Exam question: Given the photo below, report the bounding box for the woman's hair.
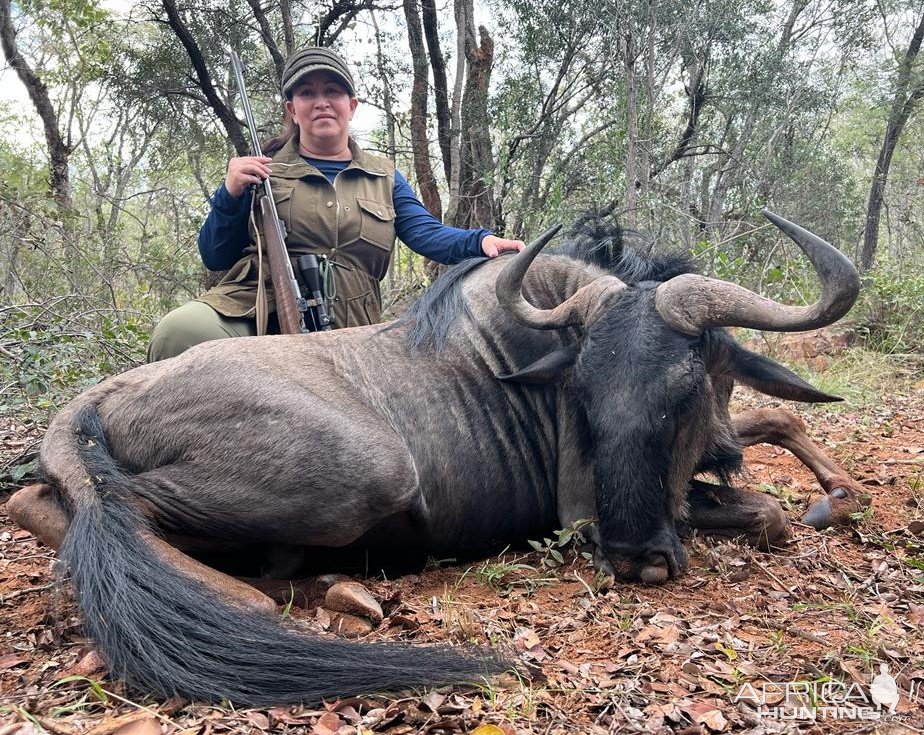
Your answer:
[262,111,298,156]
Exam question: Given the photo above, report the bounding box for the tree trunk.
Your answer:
[638,0,657,213]
[421,0,452,184]
[0,0,71,210]
[706,109,754,244]
[452,0,495,230]
[861,10,924,272]
[402,0,442,219]
[445,0,467,224]
[280,0,294,57]
[622,27,639,225]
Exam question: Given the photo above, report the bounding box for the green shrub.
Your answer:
[854,260,924,354]
[1,302,151,423]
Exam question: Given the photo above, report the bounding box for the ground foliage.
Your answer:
[1,339,923,734]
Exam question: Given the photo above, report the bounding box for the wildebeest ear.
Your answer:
[499,344,580,384]
[730,347,841,403]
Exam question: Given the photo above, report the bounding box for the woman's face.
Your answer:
[285,71,358,150]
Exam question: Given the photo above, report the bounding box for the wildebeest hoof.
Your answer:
[324,581,383,625]
[7,483,69,550]
[801,495,832,529]
[637,555,673,584]
[802,486,866,529]
[634,545,688,584]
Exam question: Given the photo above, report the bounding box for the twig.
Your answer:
[790,627,829,644]
[572,570,596,599]
[6,553,56,563]
[0,583,55,603]
[758,563,791,592]
[90,686,183,730]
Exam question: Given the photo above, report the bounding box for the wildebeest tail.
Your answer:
[57,405,507,706]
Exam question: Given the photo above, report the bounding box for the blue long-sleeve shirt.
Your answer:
[198,160,491,271]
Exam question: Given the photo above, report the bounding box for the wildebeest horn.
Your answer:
[497,224,625,330]
[654,210,860,335]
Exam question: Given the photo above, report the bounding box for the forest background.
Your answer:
[1,0,923,452]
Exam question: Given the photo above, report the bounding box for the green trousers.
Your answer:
[147,301,259,362]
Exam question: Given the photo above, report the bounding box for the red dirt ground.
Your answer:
[1,348,922,735]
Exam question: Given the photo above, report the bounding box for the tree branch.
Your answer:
[160,0,247,154]
[0,0,71,208]
[245,0,285,78]
[651,53,709,178]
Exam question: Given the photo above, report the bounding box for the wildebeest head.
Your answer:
[496,211,860,582]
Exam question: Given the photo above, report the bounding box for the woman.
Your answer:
[148,46,524,361]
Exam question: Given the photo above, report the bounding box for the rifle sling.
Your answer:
[250,192,270,337]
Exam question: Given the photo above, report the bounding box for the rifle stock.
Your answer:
[230,51,306,335]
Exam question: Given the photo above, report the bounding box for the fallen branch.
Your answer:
[0,582,55,603]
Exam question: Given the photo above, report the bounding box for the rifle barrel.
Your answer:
[230,51,264,157]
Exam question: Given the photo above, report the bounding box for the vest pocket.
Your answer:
[344,289,382,327]
[356,197,396,251]
[269,184,294,224]
[333,266,383,327]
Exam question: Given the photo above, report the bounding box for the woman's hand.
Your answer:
[224,156,273,198]
[481,235,525,258]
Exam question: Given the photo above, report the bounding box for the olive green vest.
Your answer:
[197,136,396,330]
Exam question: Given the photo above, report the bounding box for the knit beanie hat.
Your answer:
[281,47,356,98]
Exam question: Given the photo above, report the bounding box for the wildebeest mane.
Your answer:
[397,256,489,353]
[399,211,695,354]
[555,210,695,283]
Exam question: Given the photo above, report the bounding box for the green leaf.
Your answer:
[10,458,39,483]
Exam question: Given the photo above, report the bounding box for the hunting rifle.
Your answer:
[230,52,333,333]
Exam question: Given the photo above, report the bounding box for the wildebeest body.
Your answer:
[49,257,597,551]
[24,211,861,705]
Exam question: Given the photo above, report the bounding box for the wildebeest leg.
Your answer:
[120,420,418,619]
[685,480,790,550]
[148,535,278,615]
[732,408,867,528]
[6,483,277,615]
[7,484,69,549]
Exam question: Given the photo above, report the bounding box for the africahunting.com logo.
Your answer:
[733,665,918,721]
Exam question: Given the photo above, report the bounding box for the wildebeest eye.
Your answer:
[663,353,705,406]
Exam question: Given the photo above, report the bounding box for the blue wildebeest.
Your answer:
[8,211,862,706]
